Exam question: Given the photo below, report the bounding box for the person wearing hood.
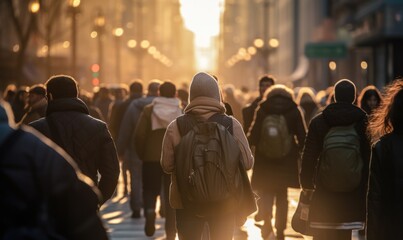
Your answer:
[248,84,306,240]
[134,81,182,238]
[117,79,161,218]
[300,79,370,240]
[29,75,120,206]
[160,72,255,240]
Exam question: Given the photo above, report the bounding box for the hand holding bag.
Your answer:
[291,189,314,236]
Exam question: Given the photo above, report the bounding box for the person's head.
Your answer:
[333,79,356,104]
[14,87,28,105]
[259,75,276,97]
[189,72,221,103]
[368,79,403,143]
[159,81,176,98]
[358,85,382,114]
[147,79,162,96]
[296,87,317,106]
[3,84,16,103]
[129,79,143,95]
[28,84,46,106]
[45,75,78,100]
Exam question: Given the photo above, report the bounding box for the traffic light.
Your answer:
[91,63,100,86]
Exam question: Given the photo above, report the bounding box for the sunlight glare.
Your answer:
[180,0,225,71]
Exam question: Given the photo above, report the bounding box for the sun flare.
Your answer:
[180,0,225,72]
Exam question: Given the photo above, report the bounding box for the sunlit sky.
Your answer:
[180,0,224,72]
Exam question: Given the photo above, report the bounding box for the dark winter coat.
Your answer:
[248,89,306,190]
[0,125,108,240]
[300,102,370,227]
[134,104,166,162]
[29,98,120,204]
[367,131,403,239]
[242,97,261,134]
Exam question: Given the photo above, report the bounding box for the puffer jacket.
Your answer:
[248,87,306,189]
[300,102,370,228]
[367,131,403,239]
[29,98,120,204]
[0,124,108,240]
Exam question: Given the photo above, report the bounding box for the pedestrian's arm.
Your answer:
[160,121,177,174]
[116,104,135,157]
[295,107,307,152]
[366,144,383,240]
[133,110,148,159]
[300,119,322,189]
[232,118,254,170]
[97,125,120,204]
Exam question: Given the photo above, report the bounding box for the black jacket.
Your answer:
[300,102,370,225]
[30,98,120,204]
[0,126,108,240]
[367,132,403,239]
[248,89,306,189]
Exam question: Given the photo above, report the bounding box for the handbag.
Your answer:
[291,189,314,236]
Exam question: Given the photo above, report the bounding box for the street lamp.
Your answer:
[113,27,124,83]
[68,0,80,78]
[29,0,40,13]
[94,9,105,83]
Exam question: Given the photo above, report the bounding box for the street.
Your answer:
[100,178,364,240]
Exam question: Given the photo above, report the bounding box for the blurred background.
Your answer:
[1,0,403,92]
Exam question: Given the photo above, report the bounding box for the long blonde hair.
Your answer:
[367,79,403,144]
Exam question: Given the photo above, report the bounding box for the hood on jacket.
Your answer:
[323,102,366,127]
[260,84,296,114]
[46,98,89,116]
[189,72,221,103]
[151,97,182,130]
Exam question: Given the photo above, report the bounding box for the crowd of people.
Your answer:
[1,72,402,240]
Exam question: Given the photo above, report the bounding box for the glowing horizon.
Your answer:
[180,0,224,72]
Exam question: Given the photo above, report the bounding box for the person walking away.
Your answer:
[0,100,108,240]
[30,75,120,205]
[134,81,182,239]
[366,79,403,239]
[296,87,320,126]
[248,84,306,239]
[242,75,275,134]
[161,72,256,240]
[117,80,161,218]
[300,79,371,240]
[109,80,143,196]
[19,84,47,125]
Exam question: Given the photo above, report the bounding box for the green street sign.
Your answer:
[305,42,347,59]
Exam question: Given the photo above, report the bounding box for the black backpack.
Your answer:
[174,113,243,215]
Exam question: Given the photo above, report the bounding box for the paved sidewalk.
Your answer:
[100,183,364,240]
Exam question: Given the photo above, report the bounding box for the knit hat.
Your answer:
[334,79,356,103]
[189,72,221,102]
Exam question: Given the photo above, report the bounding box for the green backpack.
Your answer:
[318,124,363,192]
[257,114,292,160]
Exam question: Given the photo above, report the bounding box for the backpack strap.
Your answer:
[177,113,234,137]
[208,113,233,135]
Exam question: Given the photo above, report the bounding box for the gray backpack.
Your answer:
[318,124,363,192]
